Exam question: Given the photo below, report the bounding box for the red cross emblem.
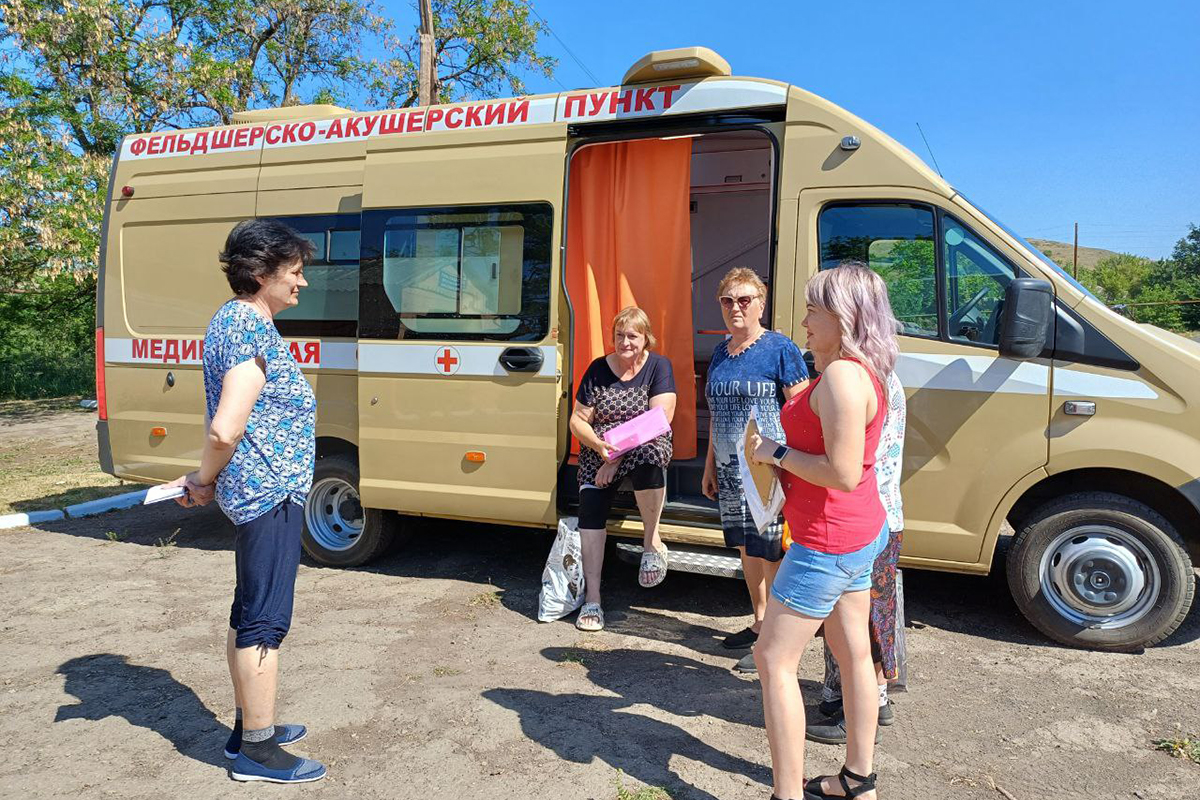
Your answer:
[435,346,461,375]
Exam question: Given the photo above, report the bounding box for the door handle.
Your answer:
[498,346,543,373]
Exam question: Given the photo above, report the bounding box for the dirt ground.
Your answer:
[1,411,1198,799]
[0,399,128,515]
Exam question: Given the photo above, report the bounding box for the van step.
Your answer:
[615,541,743,579]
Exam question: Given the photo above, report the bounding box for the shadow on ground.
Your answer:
[0,397,86,423]
[9,484,134,514]
[484,647,774,800]
[31,504,1200,650]
[54,653,229,769]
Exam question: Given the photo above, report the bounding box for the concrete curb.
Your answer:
[4,488,157,531]
[0,509,67,530]
[65,490,149,518]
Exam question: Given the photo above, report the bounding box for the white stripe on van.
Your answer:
[893,352,1157,400]
[104,337,357,371]
[358,343,556,378]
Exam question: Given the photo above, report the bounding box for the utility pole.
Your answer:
[1073,222,1079,279]
[418,0,436,106]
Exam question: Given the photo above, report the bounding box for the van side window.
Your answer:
[818,203,938,338]
[271,214,360,338]
[942,215,1017,346]
[358,203,552,341]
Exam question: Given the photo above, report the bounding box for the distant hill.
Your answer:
[1026,238,1130,273]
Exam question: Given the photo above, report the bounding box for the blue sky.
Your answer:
[381,1,1199,259]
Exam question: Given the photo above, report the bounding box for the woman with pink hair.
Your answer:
[750,262,899,800]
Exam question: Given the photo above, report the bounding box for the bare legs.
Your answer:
[756,590,877,800]
[739,548,782,634]
[821,590,878,798]
[228,627,279,731]
[579,487,668,606]
[579,527,607,606]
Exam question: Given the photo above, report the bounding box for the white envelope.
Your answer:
[143,484,186,504]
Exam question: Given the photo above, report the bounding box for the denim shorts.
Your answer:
[770,523,889,619]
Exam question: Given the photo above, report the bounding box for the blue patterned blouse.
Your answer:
[202,300,316,525]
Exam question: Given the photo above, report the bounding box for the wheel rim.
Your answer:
[304,476,364,552]
[1038,525,1160,629]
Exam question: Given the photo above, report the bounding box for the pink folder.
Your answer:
[603,406,671,458]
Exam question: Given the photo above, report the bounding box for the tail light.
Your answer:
[95,327,107,420]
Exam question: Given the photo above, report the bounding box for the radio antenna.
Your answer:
[916,122,944,177]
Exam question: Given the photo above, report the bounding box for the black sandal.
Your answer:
[804,765,877,798]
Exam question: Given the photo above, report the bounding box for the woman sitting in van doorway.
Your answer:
[569,306,677,632]
[162,219,326,785]
[749,263,899,800]
[701,267,808,664]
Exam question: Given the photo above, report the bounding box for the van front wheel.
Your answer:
[1007,492,1194,651]
[301,454,399,567]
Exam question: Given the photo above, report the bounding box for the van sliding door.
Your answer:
[357,121,567,525]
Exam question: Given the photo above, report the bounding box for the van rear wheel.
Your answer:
[302,454,399,567]
[1007,492,1194,651]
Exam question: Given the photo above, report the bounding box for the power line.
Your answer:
[528,6,603,88]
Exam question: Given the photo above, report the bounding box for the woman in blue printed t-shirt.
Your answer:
[162,219,326,785]
[702,268,809,665]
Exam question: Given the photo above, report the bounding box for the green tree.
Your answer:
[1087,254,1154,306]
[0,0,556,396]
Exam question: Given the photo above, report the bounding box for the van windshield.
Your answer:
[956,195,1099,302]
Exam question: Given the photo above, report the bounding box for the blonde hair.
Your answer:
[612,306,657,350]
[716,267,767,302]
[805,262,899,381]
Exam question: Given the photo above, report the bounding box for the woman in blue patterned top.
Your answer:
[702,268,809,660]
[163,219,325,785]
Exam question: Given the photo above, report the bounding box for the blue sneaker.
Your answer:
[224,724,308,759]
[230,752,326,784]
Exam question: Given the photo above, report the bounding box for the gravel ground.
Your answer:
[1,411,1198,799]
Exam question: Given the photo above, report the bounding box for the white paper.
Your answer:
[737,408,785,533]
[143,484,186,505]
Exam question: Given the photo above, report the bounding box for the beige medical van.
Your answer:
[97,47,1198,652]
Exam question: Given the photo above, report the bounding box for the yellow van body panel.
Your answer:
[97,68,1200,580]
[356,121,567,525]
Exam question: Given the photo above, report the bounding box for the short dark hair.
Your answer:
[219,219,316,296]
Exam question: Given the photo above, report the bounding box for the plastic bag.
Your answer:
[537,516,586,622]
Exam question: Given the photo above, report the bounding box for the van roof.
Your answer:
[115,67,948,198]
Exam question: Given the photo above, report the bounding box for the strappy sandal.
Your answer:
[575,602,604,631]
[804,765,877,799]
[638,546,669,588]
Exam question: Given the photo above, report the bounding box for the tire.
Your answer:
[301,454,400,567]
[1007,491,1195,651]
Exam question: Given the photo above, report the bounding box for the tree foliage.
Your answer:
[0,0,555,396]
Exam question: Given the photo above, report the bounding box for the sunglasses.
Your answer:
[719,294,759,310]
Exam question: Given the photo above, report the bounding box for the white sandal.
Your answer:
[638,546,669,588]
[575,602,604,631]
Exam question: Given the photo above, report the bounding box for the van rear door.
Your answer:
[357,105,567,525]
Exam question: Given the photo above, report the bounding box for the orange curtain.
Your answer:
[566,139,697,459]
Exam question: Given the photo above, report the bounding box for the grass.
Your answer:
[154,529,179,556]
[614,770,672,800]
[1154,734,1200,765]
[432,666,462,678]
[0,398,129,515]
[104,530,125,542]
[467,589,501,609]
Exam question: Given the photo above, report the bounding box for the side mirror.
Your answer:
[999,278,1053,360]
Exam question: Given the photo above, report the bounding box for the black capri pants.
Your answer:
[577,462,666,530]
[228,500,303,649]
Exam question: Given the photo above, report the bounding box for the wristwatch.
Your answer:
[771,443,790,467]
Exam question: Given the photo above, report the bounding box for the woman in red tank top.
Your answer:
[748,263,899,800]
